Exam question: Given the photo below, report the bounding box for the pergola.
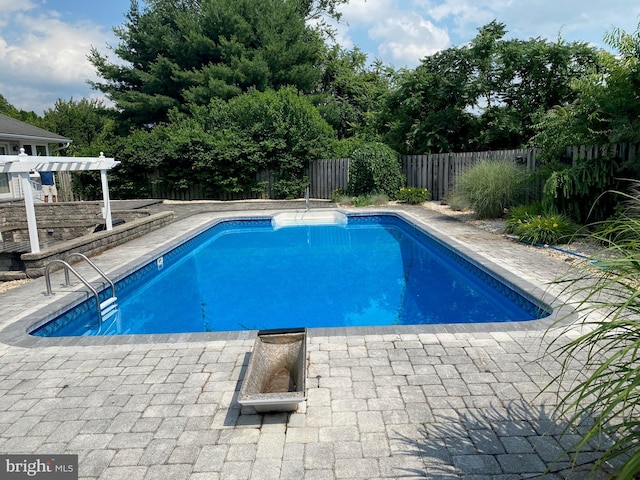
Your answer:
[0,149,120,253]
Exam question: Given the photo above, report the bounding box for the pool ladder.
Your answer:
[44,253,118,331]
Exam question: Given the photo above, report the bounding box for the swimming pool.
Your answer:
[30,212,550,337]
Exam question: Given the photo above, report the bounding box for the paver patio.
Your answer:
[0,203,612,479]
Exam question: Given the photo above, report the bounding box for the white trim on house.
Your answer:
[0,113,73,201]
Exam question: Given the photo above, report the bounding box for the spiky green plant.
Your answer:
[545,182,640,479]
[456,160,528,218]
[397,187,430,205]
[510,212,579,245]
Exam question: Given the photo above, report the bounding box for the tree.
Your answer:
[377,47,478,154]
[98,87,336,200]
[347,142,404,198]
[375,21,600,154]
[530,22,640,159]
[41,98,113,156]
[0,94,43,125]
[313,46,394,139]
[89,0,342,128]
[492,36,598,147]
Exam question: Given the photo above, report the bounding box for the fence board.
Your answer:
[123,142,640,202]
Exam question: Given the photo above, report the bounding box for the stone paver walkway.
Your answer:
[0,203,610,479]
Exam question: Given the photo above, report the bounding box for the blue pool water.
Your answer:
[31,214,549,337]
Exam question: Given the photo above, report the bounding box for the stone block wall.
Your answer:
[20,211,175,278]
[0,202,150,242]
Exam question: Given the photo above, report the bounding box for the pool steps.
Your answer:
[99,297,119,319]
[44,252,118,331]
[271,210,347,229]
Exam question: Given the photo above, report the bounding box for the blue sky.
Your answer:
[1,0,639,114]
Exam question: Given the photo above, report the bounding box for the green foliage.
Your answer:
[531,22,640,161]
[326,136,372,158]
[330,188,347,203]
[504,203,545,233]
[376,21,599,154]
[542,155,620,223]
[456,160,527,218]
[41,98,113,156]
[0,94,42,125]
[97,87,335,200]
[351,195,371,207]
[546,181,640,478]
[369,193,390,205]
[90,0,331,128]
[509,212,578,245]
[272,178,309,201]
[397,187,430,205]
[313,46,394,139]
[445,191,473,211]
[377,47,478,154]
[347,143,404,198]
[332,192,388,207]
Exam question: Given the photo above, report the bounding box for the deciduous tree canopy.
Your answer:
[376,21,600,154]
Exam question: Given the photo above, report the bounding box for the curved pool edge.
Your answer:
[0,207,578,349]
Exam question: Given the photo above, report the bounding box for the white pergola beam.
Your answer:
[0,150,120,254]
[0,158,119,173]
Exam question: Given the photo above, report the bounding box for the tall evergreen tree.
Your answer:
[89,0,342,128]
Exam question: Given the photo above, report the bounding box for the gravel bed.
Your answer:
[422,201,604,262]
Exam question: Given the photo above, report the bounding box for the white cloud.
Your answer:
[339,0,397,25]
[424,0,640,48]
[0,4,115,113]
[336,0,451,67]
[371,13,450,65]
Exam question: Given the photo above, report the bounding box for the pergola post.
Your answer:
[100,153,113,231]
[18,149,40,253]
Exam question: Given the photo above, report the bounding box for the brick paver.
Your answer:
[0,203,615,478]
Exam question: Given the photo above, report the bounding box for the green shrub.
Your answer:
[511,212,578,245]
[456,160,527,218]
[505,203,545,234]
[330,188,351,205]
[272,178,308,200]
[397,187,430,205]
[369,193,389,205]
[351,195,372,207]
[542,155,620,223]
[347,143,405,198]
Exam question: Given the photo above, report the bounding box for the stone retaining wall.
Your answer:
[19,211,174,278]
[0,202,150,242]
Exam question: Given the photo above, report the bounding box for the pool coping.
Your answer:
[0,208,577,348]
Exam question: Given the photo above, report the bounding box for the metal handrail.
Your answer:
[44,260,103,331]
[64,252,116,298]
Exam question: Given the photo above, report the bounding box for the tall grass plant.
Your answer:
[545,182,640,478]
[456,160,527,218]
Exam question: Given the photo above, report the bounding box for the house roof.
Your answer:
[0,113,72,144]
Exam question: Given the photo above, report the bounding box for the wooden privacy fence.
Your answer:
[565,142,640,166]
[310,149,539,201]
[63,142,640,202]
[402,149,538,201]
[308,158,349,199]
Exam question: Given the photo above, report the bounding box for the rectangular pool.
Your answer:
[31,213,550,337]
